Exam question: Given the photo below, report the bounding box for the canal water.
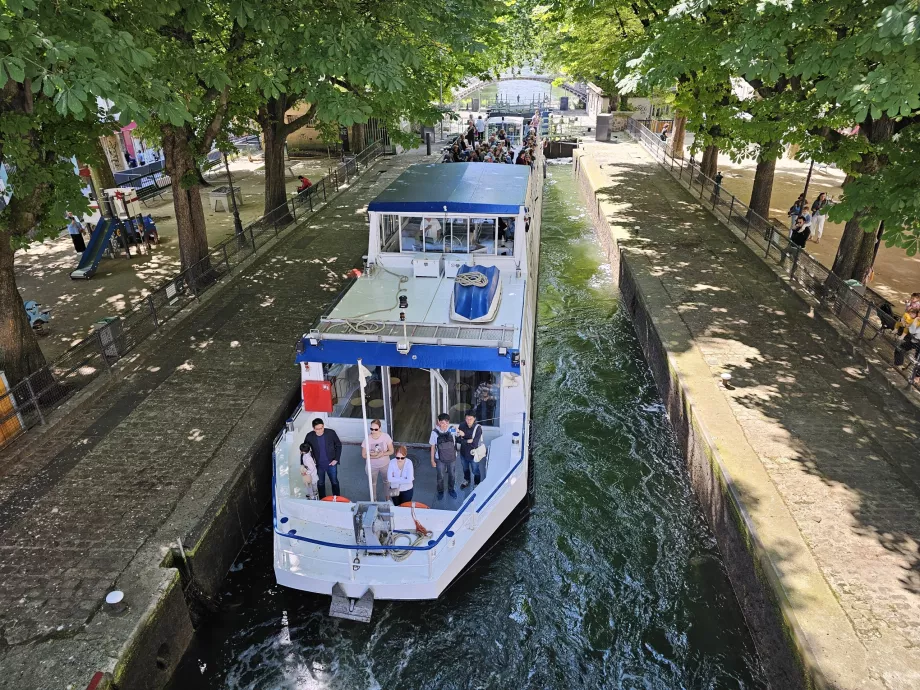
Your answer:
[168,164,766,689]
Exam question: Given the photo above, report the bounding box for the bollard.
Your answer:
[426,132,431,156]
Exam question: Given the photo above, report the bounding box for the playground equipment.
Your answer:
[23,301,51,330]
[70,188,160,280]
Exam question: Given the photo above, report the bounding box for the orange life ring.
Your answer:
[399,501,429,509]
[321,495,351,503]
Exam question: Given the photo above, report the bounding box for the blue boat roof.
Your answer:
[367,162,530,215]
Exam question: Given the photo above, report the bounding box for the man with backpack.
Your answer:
[429,413,458,499]
[456,412,485,489]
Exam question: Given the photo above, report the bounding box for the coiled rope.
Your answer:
[387,502,432,562]
[455,271,489,288]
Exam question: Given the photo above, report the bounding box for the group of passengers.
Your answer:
[446,117,541,167]
[299,414,486,505]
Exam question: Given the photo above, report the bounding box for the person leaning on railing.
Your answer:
[894,306,920,370]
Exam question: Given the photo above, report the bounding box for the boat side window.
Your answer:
[471,217,497,255]
[322,363,383,418]
[400,216,425,253]
[444,217,469,253]
[379,214,400,253]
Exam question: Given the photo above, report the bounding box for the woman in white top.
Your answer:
[387,445,414,505]
[361,419,393,501]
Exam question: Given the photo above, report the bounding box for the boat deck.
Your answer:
[317,267,524,348]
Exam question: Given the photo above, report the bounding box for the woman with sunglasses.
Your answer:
[387,446,414,505]
[361,419,394,501]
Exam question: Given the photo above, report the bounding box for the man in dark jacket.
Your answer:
[300,418,343,499]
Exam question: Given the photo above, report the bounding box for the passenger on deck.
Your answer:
[457,413,484,489]
[361,419,393,501]
[301,418,342,499]
[430,413,458,499]
[387,446,414,505]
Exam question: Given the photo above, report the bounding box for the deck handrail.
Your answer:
[475,413,527,514]
[272,412,528,551]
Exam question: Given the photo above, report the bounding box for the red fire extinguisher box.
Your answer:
[302,381,334,413]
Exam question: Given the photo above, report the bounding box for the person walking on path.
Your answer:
[301,418,342,499]
[781,215,811,266]
[430,413,458,499]
[361,419,393,501]
[387,446,414,506]
[456,412,484,489]
[66,213,86,253]
[811,192,830,244]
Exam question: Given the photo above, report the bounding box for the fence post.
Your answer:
[679,157,684,180]
[790,242,801,280]
[858,302,874,339]
[728,196,735,222]
[290,198,297,221]
[96,329,113,373]
[322,179,327,202]
[222,244,230,274]
[147,294,159,328]
[745,214,752,240]
[24,377,45,425]
[249,226,256,250]
[309,191,314,212]
[765,230,773,258]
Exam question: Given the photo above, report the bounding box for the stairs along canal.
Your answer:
[167,162,767,689]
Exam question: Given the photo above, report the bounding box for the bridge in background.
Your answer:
[453,73,587,101]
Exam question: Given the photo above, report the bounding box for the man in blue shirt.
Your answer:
[301,418,343,499]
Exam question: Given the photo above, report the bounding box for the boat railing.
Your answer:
[272,413,528,553]
[476,413,527,515]
[309,318,517,348]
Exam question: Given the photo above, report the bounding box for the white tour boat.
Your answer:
[272,147,544,621]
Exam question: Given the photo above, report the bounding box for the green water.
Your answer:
[168,164,766,689]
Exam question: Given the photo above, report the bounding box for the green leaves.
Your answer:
[0,56,25,85]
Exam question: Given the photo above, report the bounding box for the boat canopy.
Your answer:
[367,163,529,215]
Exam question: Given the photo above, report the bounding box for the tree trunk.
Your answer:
[262,121,292,224]
[259,95,294,225]
[89,137,117,190]
[162,123,212,279]
[830,117,894,283]
[670,115,686,159]
[351,123,366,153]
[831,212,877,281]
[747,154,776,223]
[701,144,718,179]
[0,229,48,389]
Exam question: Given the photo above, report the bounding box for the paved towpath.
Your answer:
[0,147,428,688]
[579,138,920,690]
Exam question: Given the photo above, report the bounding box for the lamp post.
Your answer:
[801,159,815,201]
[223,152,244,241]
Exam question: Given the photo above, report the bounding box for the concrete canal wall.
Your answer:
[575,139,920,690]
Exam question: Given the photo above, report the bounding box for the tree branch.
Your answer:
[197,86,230,154]
[280,102,318,137]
